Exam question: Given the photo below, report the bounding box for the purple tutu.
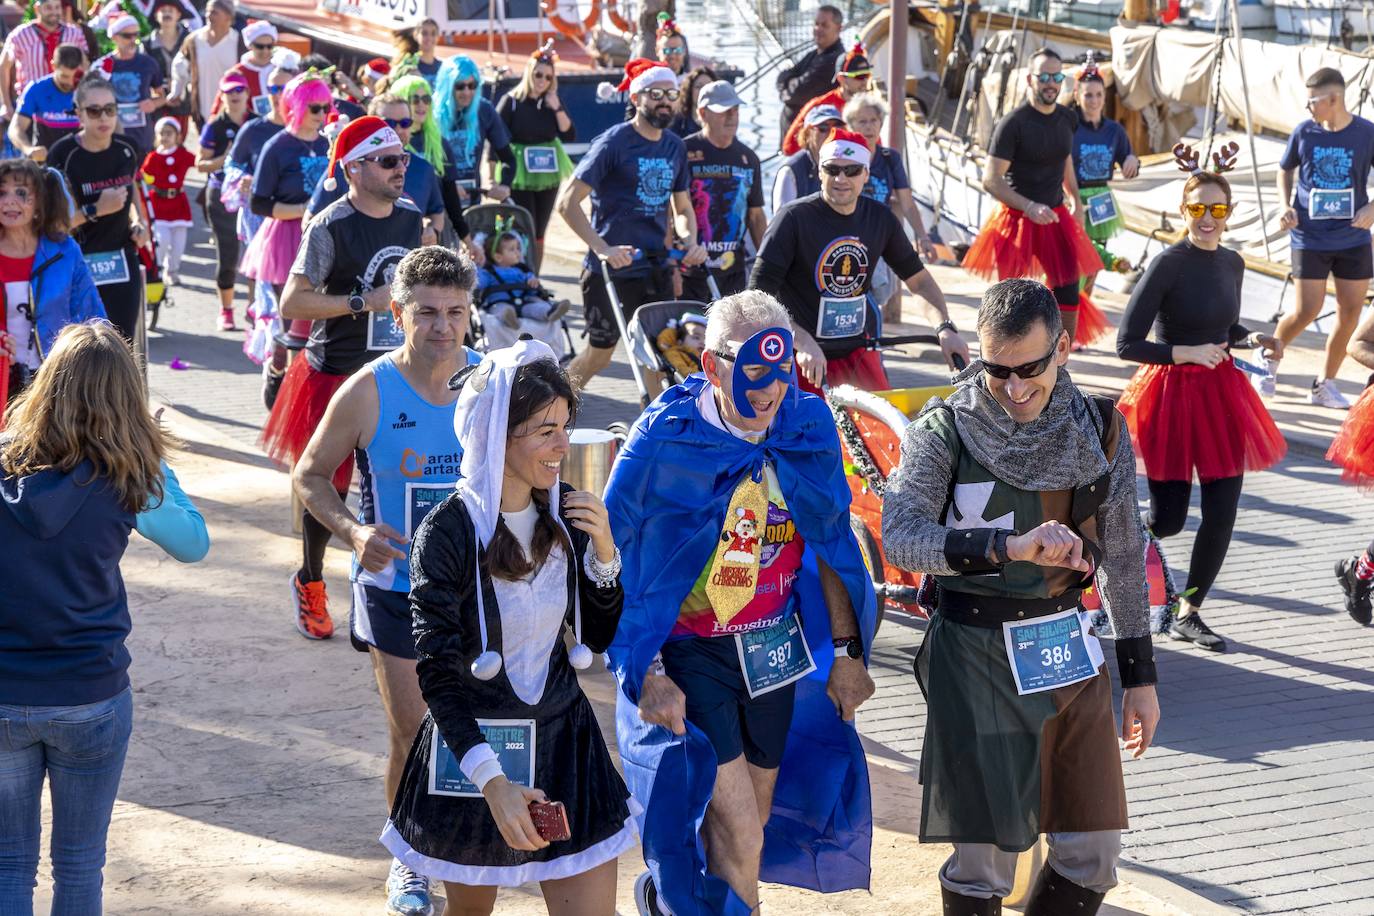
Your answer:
[241,216,303,286]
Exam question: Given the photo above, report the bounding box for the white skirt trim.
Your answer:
[379,811,640,887]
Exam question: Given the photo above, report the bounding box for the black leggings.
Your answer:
[511,185,560,239]
[1146,474,1244,607]
[206,191,240,291]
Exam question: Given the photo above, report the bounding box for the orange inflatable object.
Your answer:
[604,0,633,33]
[540,0,599,38]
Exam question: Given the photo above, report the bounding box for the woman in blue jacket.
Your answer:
[0,322,208,914]
[0,158,104,404]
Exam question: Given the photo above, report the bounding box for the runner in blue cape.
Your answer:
[604,290,879,916]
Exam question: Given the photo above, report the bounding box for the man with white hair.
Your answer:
[752,126,969,392]
[605,289,879,916]
[558,57,707,389]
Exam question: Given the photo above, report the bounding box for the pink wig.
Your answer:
[282,73,333,131]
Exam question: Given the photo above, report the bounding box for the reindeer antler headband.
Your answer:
[1172,140,1239,176]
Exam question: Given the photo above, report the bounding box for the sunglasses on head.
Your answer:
[384,117,413,130]
[307,103,333,115]
[454,80,477,91]
[82,103,117,118]
[359,152,410,170]
[1035,72,1066,84]
[981,340,1060,380]
[1183,202,1231,218]
[252,41,275,51]
[822,163,864,177]
[643,87,680,101]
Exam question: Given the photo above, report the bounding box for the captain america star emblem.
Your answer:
[759,332,786,362]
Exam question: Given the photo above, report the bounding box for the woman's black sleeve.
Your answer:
[1115,251,1176,365]
[250,194,275,217]
[410,503,487,761]
[442,180,468,236]
[492,141,517,187]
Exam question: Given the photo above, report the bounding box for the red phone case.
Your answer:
[528,800,571,842]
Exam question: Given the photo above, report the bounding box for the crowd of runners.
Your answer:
[1,1,1373,915]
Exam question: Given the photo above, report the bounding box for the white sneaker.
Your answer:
[1252,364,1276,398]
[1309,378,1352,409]
[385,858,434,916]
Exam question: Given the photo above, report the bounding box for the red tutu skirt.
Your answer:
[963,204,1104,288]
[1327,385,1374,487]
[1073,291,1114,347]
[260,358,354,492]
[1118,360,1286,482]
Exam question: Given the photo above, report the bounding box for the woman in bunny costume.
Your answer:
[381,338,635,914]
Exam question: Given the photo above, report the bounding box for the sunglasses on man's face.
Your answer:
[384,117,413,130]
[1035,71,1066,84]
[454,81,477,91]
[1183,202,1231,219]
[981,340,1060,380]
[822,163,864,178]
[82,103,117,118]
[307,103,333,116]
[359,152,410,170]
[642,88,680,102]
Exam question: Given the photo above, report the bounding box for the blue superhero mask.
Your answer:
[728,326,797,419]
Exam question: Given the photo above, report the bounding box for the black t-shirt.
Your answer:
[49,133,139,254]
[988,103,1077,208]
[291,196,424,376]
[684,132,763,276]
[1117,239,1250,365]
[198,111,242,192]
[750,193,924,357]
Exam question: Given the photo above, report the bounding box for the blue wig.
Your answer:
[434,55,482,170]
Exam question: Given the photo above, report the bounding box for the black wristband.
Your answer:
[936,319,958,336]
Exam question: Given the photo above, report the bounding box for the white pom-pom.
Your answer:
[568,643,594,670]
[470,650,503,680]
[322,176,337,191]
[596,81,618,102]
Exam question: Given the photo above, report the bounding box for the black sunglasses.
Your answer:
[822,163,864,178]
[307,103,333,115]
[359,152,410,170]
[454,81,477,91]
[981,340,1061,380]
[252,41,275,51]
[384,117,413,130]
[82,103,117,118]
[409,93,432,105]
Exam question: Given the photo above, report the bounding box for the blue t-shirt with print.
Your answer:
[1281,116,1374,251]
[252,131,330,205]
[17,74,78,149]
[1072,117,1132,185]
[447,98,510,186]
[97,52,163,156]
[862,145,910,207]
[573,120,689,273]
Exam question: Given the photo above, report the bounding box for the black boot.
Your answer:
[941,886,1002,915]
[1022,864,1107,916]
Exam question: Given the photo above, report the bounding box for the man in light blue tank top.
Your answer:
[293,246,481,916]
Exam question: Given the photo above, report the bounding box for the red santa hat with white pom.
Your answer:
[596,57,678,101]
[321,115,401,192]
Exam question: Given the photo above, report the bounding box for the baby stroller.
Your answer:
[465,202,576,359]
[600,250,721,409]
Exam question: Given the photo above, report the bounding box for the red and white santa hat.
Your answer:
[736,507,756,524]
[241,19,277,46]
[105,13,138,37]
[321,115,401,191]
[364,57,390,82]
[818,127,872,169]
[617,57,678,93]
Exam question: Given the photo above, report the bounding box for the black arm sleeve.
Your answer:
[750,254,788,296]
[492,142,517,186]
[442,180,466,235]
[250,193,275,217]
[881,210,925,280]
[1228,256,1250,345]
[1115,251,1175,365]
[558,116,575,143]
[410,503,487,761]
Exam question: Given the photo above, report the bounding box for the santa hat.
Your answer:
[241,19,277,45]
[736,507,756,524]
[322,115,401,191]
[154,115,182,137]
[617,57,677,93]
[364,57,390,82]
[818,127,871,168]
[105,13,138,37]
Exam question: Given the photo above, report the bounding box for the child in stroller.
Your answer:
[477,230,571,329]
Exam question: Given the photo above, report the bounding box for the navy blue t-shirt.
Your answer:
[16,74,77,150]
[573,121,689,272]
[446,98,510,186]
[227,116,284,175]
[252,131,330,205]
[1073,117,1132,185]
[417,57,441,89]
[1280,115,1374,251]
[862,145,910,206]
[97,52,164,156]
[307,147,445,218]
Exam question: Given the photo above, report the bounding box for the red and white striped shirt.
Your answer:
[3,22,88,97]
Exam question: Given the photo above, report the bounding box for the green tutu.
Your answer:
[1078,186,1123,243]
[511,139,574,192]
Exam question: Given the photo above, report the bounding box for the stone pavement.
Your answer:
[129,174,1374,914]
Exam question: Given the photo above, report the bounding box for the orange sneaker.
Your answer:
[291,573,333,640]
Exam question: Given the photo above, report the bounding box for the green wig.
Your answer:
[391,72,445,173]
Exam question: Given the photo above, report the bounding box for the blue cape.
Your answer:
[604,375,878,914]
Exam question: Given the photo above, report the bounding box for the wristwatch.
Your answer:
[81,203,97,220]
[347,292,367,315]
[832,635,863,660]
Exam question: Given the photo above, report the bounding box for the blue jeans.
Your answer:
[0,688,133,916]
